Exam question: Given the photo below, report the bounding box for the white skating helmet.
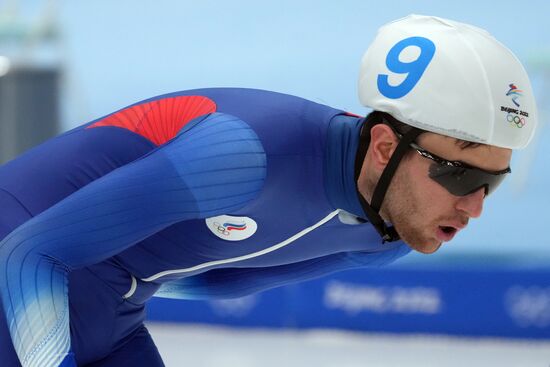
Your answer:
[358,14,537,149]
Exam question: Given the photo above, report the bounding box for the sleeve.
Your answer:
[153,253,358,300]
[0,112,266,367]
[154,246,412,300]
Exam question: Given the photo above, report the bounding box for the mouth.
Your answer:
[436,218,468,243]
[436,225,459,242]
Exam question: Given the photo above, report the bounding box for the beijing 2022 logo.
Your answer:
[205,215,258,241]
[500,83,529,129]
[506,83,523,107]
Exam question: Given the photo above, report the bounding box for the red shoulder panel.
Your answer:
[87,96,217,145]
[344,112,363,118]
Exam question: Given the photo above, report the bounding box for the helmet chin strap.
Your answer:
[354,115,423,243]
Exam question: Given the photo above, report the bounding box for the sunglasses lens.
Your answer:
[428,164,509,196]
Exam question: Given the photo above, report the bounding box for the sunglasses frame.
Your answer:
[385,121,512,196]
[409,141,511,174]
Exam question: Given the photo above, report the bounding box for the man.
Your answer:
[0,14,537,367]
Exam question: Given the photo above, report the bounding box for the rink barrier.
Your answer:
[146,265,550,339]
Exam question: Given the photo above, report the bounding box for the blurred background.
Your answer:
[1,1,549,366]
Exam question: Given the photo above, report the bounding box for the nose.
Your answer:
[455,187,485,218]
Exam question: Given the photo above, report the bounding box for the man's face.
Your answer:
[360,128,512,254]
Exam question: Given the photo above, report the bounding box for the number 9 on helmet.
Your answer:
[358,14,538,150]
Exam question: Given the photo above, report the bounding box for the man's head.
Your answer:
[355,15,537,251]
[357,112,512,253]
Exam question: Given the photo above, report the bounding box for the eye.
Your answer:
[451,168,468,179]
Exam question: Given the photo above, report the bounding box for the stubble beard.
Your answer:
[378,167,442,254]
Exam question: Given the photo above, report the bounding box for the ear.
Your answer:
[368,124,399,170]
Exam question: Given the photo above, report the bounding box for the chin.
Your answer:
[394,224,443,254]
[413,243,442,254]
[403,237,442,254]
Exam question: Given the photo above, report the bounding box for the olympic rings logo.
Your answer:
[507,113,526,128]
[214,222,230,236]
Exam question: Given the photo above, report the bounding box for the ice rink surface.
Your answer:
[148,322,550,367]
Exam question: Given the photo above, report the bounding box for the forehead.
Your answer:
[416,132,512,172]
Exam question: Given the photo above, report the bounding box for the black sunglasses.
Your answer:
[387,122,511,197]
[409,141,511,196]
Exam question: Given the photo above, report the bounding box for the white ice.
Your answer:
[148,322,550,367]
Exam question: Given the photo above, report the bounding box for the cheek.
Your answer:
[405,160,454,212]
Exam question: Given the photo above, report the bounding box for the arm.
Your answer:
[155,254,352,300]
[154,246,409,300]
[0,113,266,367]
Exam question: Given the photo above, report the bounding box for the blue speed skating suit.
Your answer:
[0,88,411,366]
